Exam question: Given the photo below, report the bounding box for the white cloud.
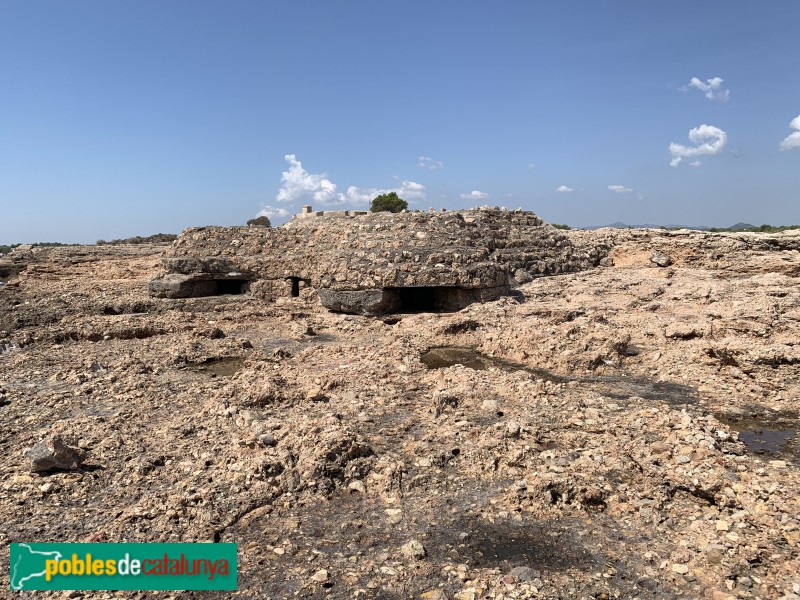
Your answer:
[256,205,290,219]
[779,114,800,151]
[689,160,702,168]
[608,185,633,193]
[418,156,443,169]
[275,154,344,204]
[555,185,573,193]
[669,124,727,167]
[686,76,730,102]
[460,190,488,200]
[275,154,426,207]
[402,181,426,196]
[343,180,427,206]
[341,187,374,204]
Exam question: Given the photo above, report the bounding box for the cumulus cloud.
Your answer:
[275,154,344,204]
[343,180,427,205]
[274,154,426,207]
[779,115,800,151]
[669,124,727,167]
[555,185,573,193]
[256,205,290,220]
[418,156,443,169]
[690,160,702,168]
[608,185,633,193]
[686,76,730,102]
[400,180,426,197]
[460,190,488,200]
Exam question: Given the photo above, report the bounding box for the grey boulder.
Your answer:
[26,436,87,473]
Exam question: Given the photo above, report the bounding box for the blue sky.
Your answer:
[1,1,798,243]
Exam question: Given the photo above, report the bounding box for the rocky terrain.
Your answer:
[1,226,799,599]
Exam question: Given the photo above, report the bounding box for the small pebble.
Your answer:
[310,569,328,583]
[671,564,689,574]
[347,480,365,493]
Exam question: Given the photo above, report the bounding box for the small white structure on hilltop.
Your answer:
[293,205,369,220]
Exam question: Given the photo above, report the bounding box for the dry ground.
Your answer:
[0,237,799,599]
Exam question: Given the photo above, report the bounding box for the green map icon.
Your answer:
[10,544,63,590]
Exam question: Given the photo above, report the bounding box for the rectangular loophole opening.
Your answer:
[214,279,250,295]
[289,277,300,297]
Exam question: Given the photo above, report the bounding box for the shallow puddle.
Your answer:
[188,357,246,378]
[421,346,496,370]
[468,521,598,570]
[590,376,700,407]
[420,346,567,383]
[715,411,798,461]
[738,429,796,456]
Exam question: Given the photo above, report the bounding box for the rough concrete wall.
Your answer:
[155,208,610,294]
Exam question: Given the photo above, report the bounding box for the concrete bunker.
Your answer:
[150,207,611,312]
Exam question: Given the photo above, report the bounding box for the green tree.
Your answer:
[247,215,272,227]
[370,192,408,213]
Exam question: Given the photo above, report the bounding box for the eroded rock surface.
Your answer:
[1,227,799,598]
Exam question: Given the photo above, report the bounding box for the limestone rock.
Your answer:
[310,569,328,583]
[26,436,87,473]
[401,539,426,560]
[650,250,672,267]
[513,268,534,284]
[317,289,401,316]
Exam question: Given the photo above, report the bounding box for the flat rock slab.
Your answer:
[318,289,402,315]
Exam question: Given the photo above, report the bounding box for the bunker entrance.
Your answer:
[391,287,464,313]
[213,279,250,295]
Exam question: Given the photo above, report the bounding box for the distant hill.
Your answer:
[584,222,799,233]
[726,223,756,231]
[584,222,710,231]
[708,224,800,233]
